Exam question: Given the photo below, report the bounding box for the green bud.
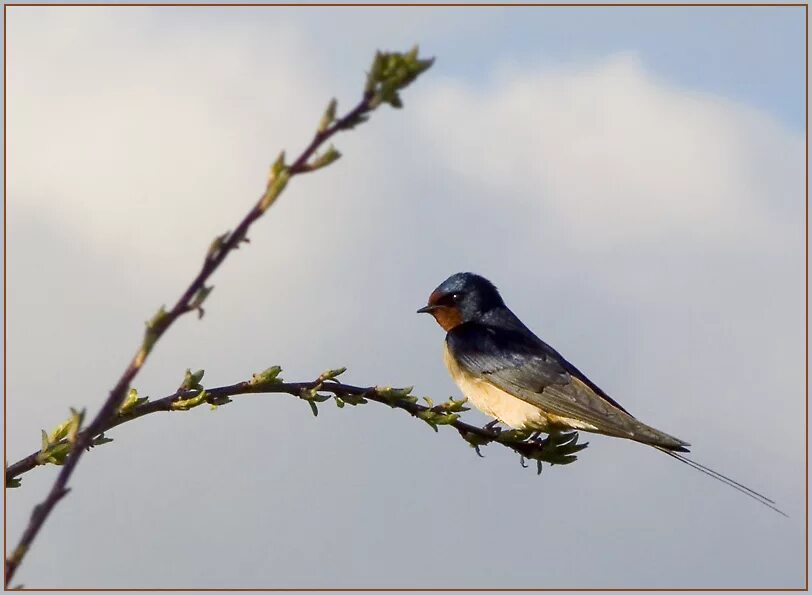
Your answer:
[270,151,286,177]
[36,437,72,466]
[180,368,205,391]
[118,388,148,416]
[310,145,342,171]
[249,366,283,386]
[366,50,385,92]
[190,286,213,318]
[171,389,208,411]
[338,392,367,406]
[460,430,492,448]
[416,410,440,432]
[208,394,233,407]
[139,305,168,365]
[319,98,338,133]
[438,396,469,413]
[48,419,72,444]
[318,366,347,382]
[92,434,114,447]
[147,305,168,331]
[207,231,230,261]
[260,168,290,212]
[67,408,84,445]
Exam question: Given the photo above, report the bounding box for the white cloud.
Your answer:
[6,7,331,272]
[414,53,803,248]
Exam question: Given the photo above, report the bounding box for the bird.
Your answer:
[418,272,783,515]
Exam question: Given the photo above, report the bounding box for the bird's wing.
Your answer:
[447,322,687,448]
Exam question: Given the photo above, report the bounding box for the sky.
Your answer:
[4,4,807,590]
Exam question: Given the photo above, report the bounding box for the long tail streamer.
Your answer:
[654,447,787,517]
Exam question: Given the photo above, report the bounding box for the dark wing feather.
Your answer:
[447,322,689,450]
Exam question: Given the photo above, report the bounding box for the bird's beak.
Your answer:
[416,304,440,314]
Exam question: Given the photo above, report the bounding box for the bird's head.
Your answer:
[417,272,505,331]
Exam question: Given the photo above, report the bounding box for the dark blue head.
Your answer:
[417,272,505,330]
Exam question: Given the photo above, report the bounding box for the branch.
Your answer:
[5,47,434,587]
[6,367,590,488]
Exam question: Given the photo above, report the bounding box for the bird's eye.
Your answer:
[436,292,459,307]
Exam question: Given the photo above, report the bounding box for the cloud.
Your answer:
[6,7,331,274]
[414,53,803,249]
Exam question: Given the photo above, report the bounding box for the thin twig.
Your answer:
[4,46,431,586]
[6,378,588,485]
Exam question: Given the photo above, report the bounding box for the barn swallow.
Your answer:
[418,272,783,515]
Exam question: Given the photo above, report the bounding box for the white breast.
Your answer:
[443,343,551,430]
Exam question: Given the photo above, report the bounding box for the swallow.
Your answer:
[418,272,783,515]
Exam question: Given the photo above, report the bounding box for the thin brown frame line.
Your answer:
[2,0,7,590]
[805,2,810,593]
[2,2,810,6]
[6,590,810,593]
[3,1,807,592]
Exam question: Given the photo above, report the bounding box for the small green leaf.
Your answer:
[270,151,286,177]
[208,394,233,406]
[249,366,283,386]
[432,413,459,426]
[260,168,290,212]
[207,231,230,261]
[416,410,440,432]
[366,46,434,109]
[139,305,168,364]
[318,366,347,382]
[319,98,337,133]
[118,388,148,415]
[366,50,384,92]
[460,430,492,449]
[172,389,208,411]
[67,408,85,445]
[92,434,114,446]
[308,401,319,417]
[310,145,342,170]
[48,419,72,444]
[147,305,168,330]
[190,286,213,318]
[43,442,72,465]
[437,396,469,413]
[7,477,21,489]
[377,386,416,406]
[180,368,205,391]
[338,392,367,406]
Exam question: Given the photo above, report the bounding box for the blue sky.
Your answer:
[5,4,806,589]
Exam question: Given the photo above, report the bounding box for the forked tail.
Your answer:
[654,446,786,516]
